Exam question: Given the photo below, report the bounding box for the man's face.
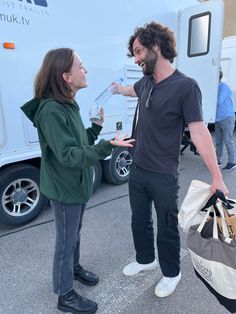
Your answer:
[132,38,158,75]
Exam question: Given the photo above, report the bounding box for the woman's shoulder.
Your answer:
[40,99,66,113]
[37,99,70,123]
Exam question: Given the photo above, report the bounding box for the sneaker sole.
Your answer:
[123,263,157,277]
[155,286,178,298]
[223,167,236,171]
[57,304,98,314]
[155,276,181,298]
[74,276,99,286]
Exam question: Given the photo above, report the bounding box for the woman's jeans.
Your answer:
[129,164,180,277]
[215,116,236,164]
[50,201,86,295]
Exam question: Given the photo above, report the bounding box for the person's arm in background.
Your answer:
[188,121,229,195]
[112,82,137,97]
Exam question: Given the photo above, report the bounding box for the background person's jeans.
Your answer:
[215,116,236,164]
[128,164,180,277]
[50,201,86,295]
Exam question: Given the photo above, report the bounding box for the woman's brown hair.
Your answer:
[34,48,75,103]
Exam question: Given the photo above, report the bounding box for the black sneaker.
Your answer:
[222,163,236,171]
[218,162,222,167]
[57,289,98,314]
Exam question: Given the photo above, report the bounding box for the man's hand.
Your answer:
[112,83,137,97]
[210,178,229,195]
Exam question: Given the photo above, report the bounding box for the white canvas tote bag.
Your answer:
[178,180,211,232]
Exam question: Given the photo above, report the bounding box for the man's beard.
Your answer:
[142,50,158,75]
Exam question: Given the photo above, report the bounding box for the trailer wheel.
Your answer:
[0,164,48,226]
[102,147,132,184]
[92,161,102,192]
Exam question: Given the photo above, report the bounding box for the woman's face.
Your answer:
[63,53,88,93]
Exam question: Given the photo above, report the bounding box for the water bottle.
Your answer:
[89,78,123,123]
[94,77,123,106]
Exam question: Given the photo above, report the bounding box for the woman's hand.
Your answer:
[110,133,135,147]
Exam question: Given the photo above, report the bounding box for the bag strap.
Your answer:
[197,207,213,233]
[197,203,232,242]
[130,99,140,139]
[216,202,230,239]
[197,207,218,240]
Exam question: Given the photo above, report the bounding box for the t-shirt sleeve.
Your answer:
[182,79,203,124]
[134,76,149,98]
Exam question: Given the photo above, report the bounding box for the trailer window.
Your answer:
[188,12,211,57]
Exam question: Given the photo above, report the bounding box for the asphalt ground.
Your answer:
[0,131,236,314]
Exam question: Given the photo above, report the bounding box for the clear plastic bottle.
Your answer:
[95,77,124,106]
[89,104,102,123]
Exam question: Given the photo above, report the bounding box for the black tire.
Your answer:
[102,147,132,184]
[92,161,102,192]
[0,164,48,226]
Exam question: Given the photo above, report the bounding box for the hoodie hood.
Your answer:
[21,98,52,127]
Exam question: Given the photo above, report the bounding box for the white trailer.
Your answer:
[221,36,236,111]
[0,0,224,225]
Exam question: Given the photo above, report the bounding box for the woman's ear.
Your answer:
[62,72,72,83]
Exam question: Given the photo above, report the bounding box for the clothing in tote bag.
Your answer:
[187,202,236,313]
[217,205,236,242]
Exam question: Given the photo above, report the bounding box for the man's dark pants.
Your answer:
[128,163,180,277]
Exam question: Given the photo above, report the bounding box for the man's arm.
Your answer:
[188,121,229,195]
[112,83,137,97]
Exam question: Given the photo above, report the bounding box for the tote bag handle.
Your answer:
[201,190,235,213]
[197,204,231,242]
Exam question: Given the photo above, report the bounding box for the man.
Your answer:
[215,68,236,171]
[113,22,228,298]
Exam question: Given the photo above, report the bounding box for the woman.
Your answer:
[21,48,134,314]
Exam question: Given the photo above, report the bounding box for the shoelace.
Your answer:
[66,290,84,302]
[74,293,84,302]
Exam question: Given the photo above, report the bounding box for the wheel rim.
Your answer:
[115,151,132,177]
[92,167,96,184]
[2,178,40,217]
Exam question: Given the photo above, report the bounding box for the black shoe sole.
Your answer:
[57,303,98,314]
[74,277,99,286]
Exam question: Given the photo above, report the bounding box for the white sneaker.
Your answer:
[123,259,157,276]
[155,272,181,297]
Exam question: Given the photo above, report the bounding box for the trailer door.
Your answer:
[176,0,224,123]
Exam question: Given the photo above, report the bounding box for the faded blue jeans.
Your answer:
[50,201,86,295]
[215,116,236,164]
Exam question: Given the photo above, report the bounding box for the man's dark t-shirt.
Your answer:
[133,69,203,175]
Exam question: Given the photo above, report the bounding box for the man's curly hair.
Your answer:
[128,21,177,63]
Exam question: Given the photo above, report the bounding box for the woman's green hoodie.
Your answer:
[21,98,113,204]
